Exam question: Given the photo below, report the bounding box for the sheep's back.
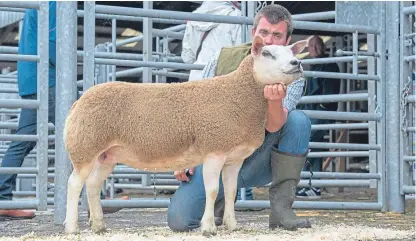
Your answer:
[66,81,195,163]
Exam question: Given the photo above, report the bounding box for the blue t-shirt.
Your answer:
[17,1,56,97]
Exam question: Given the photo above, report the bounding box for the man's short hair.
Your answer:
[253,4,293,39]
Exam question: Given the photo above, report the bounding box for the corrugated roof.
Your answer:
[0,11,24,29]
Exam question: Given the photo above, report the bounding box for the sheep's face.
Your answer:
[251,35,309,86]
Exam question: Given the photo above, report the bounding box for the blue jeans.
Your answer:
[167,110,311,232]
[0,86,56,201]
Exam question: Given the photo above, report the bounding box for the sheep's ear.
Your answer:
[251,35,264,57]
[288,38,309,56]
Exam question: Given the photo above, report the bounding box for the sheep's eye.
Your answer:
[262,50,276,60]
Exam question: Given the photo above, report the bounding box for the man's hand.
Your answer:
[174,168,194,182]
[264,84,287,101]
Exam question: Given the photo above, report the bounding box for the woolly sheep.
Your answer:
[63,35,309,236]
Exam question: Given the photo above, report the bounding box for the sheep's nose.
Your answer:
[290,60,300,67]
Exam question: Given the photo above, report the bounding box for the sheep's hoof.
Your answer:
[201,225,217,237]
[224,219,238,232]
[92,226,107,234]
[90,221,107,234]
[202,229,217,237]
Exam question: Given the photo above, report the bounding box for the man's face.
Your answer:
[251,17,291,46]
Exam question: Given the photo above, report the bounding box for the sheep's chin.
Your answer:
[253,70,301,86]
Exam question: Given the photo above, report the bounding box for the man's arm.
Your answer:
[265,79,305,132]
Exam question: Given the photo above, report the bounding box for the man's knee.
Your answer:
[285,110,311,137]
[167,196,202,232]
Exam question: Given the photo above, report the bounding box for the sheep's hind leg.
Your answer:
[86,158,115,234]
[221,160,244,232]
[64,165,92,234]
[200,154,227,237]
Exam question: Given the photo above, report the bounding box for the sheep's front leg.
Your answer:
[221,161,244,232]
[201,154,226,237]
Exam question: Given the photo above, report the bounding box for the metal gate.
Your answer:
[0,1,414,226]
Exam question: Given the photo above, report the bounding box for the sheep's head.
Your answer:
[251,35,309,86]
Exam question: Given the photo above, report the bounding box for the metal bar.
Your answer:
[115,25,186,47]
[407,95,415,103]
[111,18,116,82]
[403,156,416,162]
[110,67,143,78]
[303,71,380,81]
[0,122,54,130]
[0,200,39,209]
[36,1,49,212]
[142,1,153,83]
[55,1,78,225]
[77,10,187,24]
[0,88,18,93]
[311,123,369,130]
[291,11,335,21]
[238,201,382,210]
[298,93,368,104]
[152,29,184,39]
[404,55,415,62]
[302,110,381,121]
[0,1,39,9]
[407,127,416,132]
[95,5,380,34]
[0,7,27,12]
[0,134,38,141]
[0,78,18,84]
[336,49,380,57]
[300,56,367,65]
[98,198,381,210]
[0,167,38,174]
[0,99,38,109]
[385,2,405,213]
[309,142,380,151]
[308,151,369,158]
[83,1,95,91]
[377,2,387,212]
[152,71,189,79]
[352,31,358,74]
[94,58,204,70]
[403,5,416,15]
[0,46,18,54]
[300,171,381,179]
[13,191,54,196]
[0,54,39,62]
[403,185,415,194]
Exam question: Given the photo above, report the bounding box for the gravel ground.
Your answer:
[0,188,414,241]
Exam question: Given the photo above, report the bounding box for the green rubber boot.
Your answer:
[268,148,312,231]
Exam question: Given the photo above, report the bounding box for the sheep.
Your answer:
[63,35,309,236]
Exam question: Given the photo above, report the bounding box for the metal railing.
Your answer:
[0,0,413,227]
[0,1,49,211]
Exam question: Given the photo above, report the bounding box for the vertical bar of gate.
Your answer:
[55,1,78,224]
[81,0,96,211]
[376,2,387,212]
[36,1,49,211]
[142,1,153,83]
[399,1,413,195]
[111,18,116,82]
[385,1,405,213]
[83,1,95,91]
[368,33,377,189]
[352,31,358,75]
